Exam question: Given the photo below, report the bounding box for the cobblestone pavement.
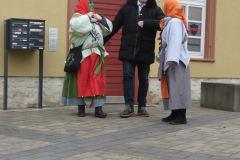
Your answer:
[0,101,240,160]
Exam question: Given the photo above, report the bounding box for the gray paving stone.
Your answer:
[0,103,240,160]
[3,152,34,159]
[33,156,58,160]
[186,157,210,160]
[0,156,8,160]
[51,150,81,159]
[210,155,240,160]
[105,148,135,155]
[11,156,35,160]
[127,145,153,151]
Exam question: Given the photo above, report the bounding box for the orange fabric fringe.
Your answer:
[161,71,169,99]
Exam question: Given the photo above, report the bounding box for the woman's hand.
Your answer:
[166,61,174,66]
[87,12,94,18]
[138,21,144,28]
[93,14,102,21]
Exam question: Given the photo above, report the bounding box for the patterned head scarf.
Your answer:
[160,0,189,33]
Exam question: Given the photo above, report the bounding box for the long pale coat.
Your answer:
[157,17,191,110]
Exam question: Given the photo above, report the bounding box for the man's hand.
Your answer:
[93,14,102,21]
[138,21,144,28]
[166,61,174,66]
[87,12,94,18]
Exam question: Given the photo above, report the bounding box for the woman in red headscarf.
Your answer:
[157,0,191,125]
[62,0,113,118]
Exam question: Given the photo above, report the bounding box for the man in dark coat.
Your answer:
[104,0,164,118]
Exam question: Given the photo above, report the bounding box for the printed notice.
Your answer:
[49,28,58,52]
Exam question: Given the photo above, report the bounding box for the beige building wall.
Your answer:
[0,0,67,77]
[0,0,239,108]
[1,0,239,79]
[151,0,240,78]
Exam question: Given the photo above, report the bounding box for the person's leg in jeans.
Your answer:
[137,62,150,117]
[120,60,136,118]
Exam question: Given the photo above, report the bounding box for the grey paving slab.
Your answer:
[1,151,34,159]
[0,102,240,159]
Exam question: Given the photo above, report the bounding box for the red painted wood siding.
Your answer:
[94,0,126,96]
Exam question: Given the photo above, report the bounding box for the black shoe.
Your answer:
[162,110,178,122]
[95,107,107,118]
[170,109,187,125]
[78,105,85,117]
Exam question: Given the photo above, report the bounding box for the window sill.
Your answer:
[190,58,215,63]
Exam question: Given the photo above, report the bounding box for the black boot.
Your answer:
[78,105,85,117]
[161,110,178,122]
[170,109,187,125]
[95,107,107,118]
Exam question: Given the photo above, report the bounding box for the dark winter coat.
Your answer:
[104,0,165,64]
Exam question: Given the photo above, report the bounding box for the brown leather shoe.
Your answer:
[119,105,135,118]
[137,107,149,117]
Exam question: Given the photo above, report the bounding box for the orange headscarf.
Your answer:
[160,0,189,33]
[75,0,95,14]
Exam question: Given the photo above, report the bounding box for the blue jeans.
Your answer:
[122,60,150,108]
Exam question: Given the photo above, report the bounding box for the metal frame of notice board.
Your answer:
[4,18,46,110]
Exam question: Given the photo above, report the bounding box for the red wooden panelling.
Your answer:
[94,0,126,5]
[106,90,124,96]
[95,1,125,97]
[104,46,120,52]
[106,71,123,77]
[107,33,122,40]
[105,58,122,65]
[95,4,122,10]
[104,39,120,46]
[106,52,119,58]
[105,65,123,71]
[106,77,123,84]
[94,9,119,16]
[107,84,123,89]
